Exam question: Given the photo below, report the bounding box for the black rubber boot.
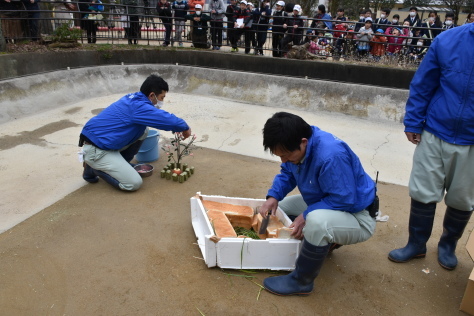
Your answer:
[92,169,122,190]
[388,199,436,263]
[438,207,472,270]
[263,239,330,296]
[120,139,144,163]
[82,162,98,183]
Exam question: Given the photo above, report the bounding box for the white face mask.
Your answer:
[445,20,453,25]
[429,17,434,22]
[410,11,416,17]
[417,41,423,46]
[153,95,164,109]
[196,10,201,15]
[392,19,398,24]
[359,16,364,20]
[380,14,386,19]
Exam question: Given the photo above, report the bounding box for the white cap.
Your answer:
[240,0,247,4]
[194,4,202,8]
[276,0,285,6]
[293,4,301,13]
[248,2,254,6]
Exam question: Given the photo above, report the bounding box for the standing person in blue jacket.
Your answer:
[310,4,332,31]
[79,75,191,191]
[259,112,377,296]
[172,0,188,47]
[388,23,474,270]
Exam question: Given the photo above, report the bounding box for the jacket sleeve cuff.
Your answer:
[404,126,423,134]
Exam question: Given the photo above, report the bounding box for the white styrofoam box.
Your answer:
[190,194,301,270]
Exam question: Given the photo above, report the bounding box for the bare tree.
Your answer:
[442,0,468,23]
[0,21,5,52]
[402,0,431,7]
[371,0,397,15]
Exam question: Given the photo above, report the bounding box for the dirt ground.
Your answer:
[0,147,472,315]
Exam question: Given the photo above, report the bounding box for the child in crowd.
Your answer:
[307,33,321,55]
[356,19,373,58]
[335,29,356,58]
[386,27,405,56]
[407,36,427,63]
[371,29,387,61]
[391,14,400,25]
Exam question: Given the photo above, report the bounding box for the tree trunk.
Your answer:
[0,19,6,52]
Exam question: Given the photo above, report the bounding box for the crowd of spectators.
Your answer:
[1,0,473,64]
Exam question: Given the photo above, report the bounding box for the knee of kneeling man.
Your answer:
[305,213,329,231]
[123,178,143,191]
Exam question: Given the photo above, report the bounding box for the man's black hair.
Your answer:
[318,4,326,13]
[393,14,400,19]
[365,9,372,14]
[337,8,344,12]
[140,74,169,96]
[409,6,417,11]
[263,112,313,153]
[381,8,390,15]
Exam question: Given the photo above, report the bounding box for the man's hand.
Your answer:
[283,24,287,29]
[259,197,278,217]
[181,129,192,139]
[293,24,298,28]
[405,132,421,144]
[289,214,305,240]
[194,16,201,21]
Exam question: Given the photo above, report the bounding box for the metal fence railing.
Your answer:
[0,1,457,66]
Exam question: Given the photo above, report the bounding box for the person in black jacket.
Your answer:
[78,0,103,44]
[21,0,40,41]
[420,11,442,46]
[225,0,238,45]
[404,6,422,28]
[185,4,211,48]
[271,0,287,57]
[157,0,172,46]
[280,4,304,56]
[230,0,251,53]
[252,0,271,55]
[373,8,391,32]
[124,0,141,45]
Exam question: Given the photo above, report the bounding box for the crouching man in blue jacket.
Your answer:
[79,74,191,191]
[259,112,376,296]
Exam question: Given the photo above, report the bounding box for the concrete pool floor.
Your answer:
[0,93,472,314]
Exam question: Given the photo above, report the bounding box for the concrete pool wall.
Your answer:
[0,64,409,125]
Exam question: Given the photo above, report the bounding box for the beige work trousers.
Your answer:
[409,131,474,211]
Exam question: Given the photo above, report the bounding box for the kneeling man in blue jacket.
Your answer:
[259,112,376,296]
[79,74,191,191]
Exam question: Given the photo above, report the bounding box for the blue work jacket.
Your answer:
[404,23,474,145]
[81,92,189,150]
[267,126,375,219]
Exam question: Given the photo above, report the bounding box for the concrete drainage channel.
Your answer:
[0,64,412,233]
[0,64,408,125]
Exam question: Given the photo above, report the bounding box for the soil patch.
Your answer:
[0,147,471,315]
